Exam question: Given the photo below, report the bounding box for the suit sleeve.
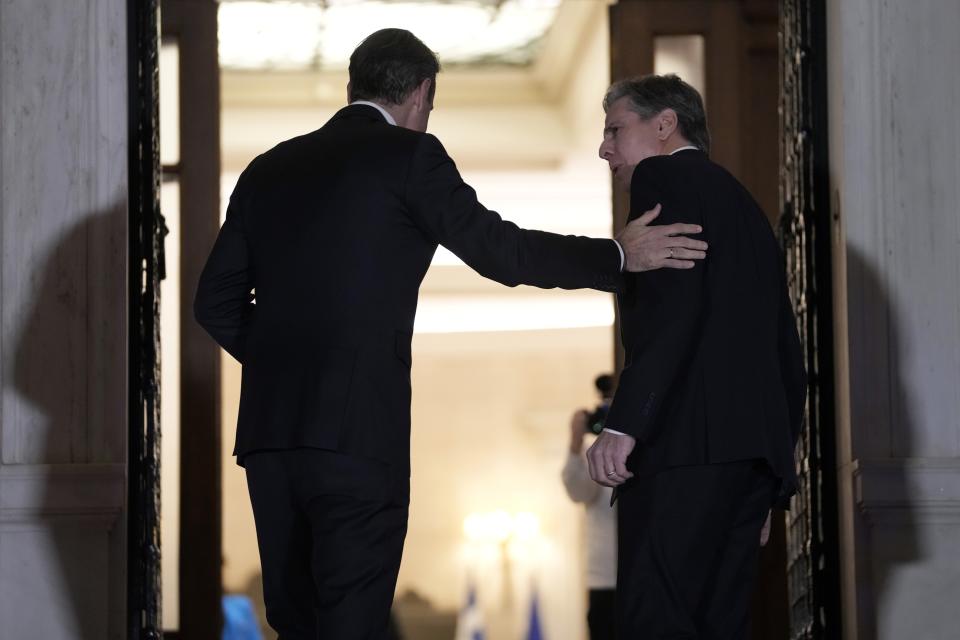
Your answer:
[193,184,256,363]
[404,134,622,292]
[604,160,706,442]
[778,273,808,448]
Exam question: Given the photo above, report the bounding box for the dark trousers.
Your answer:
[616,460,777,639]
[589,588,616,640]
[244,449,409,640]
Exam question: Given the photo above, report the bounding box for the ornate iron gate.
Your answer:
[779,1,841,638]
[128,0,164,637]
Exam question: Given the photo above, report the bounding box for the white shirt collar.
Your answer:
[349,100,397,126]
[670,145,700,155]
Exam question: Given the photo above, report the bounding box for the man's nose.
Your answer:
[599,139,612,160]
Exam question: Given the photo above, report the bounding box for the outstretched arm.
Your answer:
[404,135,705,292]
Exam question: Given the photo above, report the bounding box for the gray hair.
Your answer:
[603,74,710,154]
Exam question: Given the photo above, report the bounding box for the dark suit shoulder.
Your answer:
[634,152,678,173]
[400,131,454,162]
[242,112,430,192]
[634,149,710,181]
[629,152,706,224]
[690,155,775,230]
[664,151,750,198]
[322,105,424,147]
[634,151,768,226]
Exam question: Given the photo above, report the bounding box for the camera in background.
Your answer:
[585,374,614,435]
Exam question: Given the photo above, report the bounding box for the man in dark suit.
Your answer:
[195,31,707,639]
[586,74,807,639]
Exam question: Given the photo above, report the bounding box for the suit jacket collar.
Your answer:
[330,103,390,125]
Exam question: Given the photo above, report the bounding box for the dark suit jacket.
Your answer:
[606,149,807,507]
[194,104,622,474]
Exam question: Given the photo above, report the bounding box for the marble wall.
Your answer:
[828,0,960,637]
[0,0,128,637]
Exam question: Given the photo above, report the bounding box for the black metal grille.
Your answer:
[128,0,164,637]
[779,1,841,638]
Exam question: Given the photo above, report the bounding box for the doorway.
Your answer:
[157,1,222,639]
[131,1,837,638]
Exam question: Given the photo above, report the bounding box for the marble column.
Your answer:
[0,0,128,638]
[828,0,960,637]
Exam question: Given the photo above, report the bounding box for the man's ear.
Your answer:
[658,109,679,140]
[346,81,352,103]
[414,78,432,111]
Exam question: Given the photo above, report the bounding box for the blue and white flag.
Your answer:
[221,594,263,640]
[525,590,544,640]
[454,582,485,640]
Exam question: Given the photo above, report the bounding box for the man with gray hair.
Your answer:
[586,74,807,638]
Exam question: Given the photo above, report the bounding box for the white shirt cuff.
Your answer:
[612,239,625,272]
[602,427,628,436]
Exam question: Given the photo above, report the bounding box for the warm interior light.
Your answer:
[414,294,614,333]
[512,511,540,542]
[654,34,706,101]
[218,2,325,70]
[463,510,542,544]
[218,0,562,70]
[463,512,485,542]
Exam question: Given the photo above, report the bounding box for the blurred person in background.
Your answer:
[562,374,617,640]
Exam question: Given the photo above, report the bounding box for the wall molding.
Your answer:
[0,463,125,527]
[852,458,960,524]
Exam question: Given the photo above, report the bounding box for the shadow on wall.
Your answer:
[12,203,126,640]
[846,246,923,638]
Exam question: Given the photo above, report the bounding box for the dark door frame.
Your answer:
[779,1,842,638]
[128,1,223,638]
[127,0,163,637]
[160,1,223,638]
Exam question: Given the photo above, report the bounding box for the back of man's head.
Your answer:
[348,29,441,106]
[603,74,710,154]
